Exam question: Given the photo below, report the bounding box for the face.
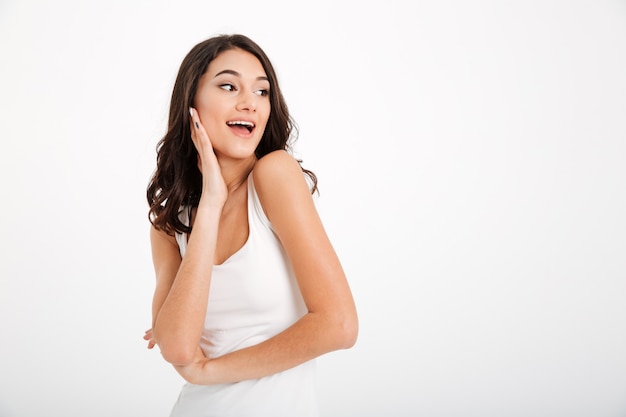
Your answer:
[194,48,271,161]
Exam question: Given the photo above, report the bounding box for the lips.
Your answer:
[226,120,255,134]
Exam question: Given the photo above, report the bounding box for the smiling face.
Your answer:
[194,48,271,162]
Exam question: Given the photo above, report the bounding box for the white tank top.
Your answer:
[170,174,319,417]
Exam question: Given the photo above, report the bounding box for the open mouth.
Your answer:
[226,120,255,134]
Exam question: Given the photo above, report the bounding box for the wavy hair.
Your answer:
[147,34,317,235]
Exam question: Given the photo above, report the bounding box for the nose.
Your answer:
[236,92,257,112]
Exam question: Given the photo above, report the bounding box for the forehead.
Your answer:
[206,48,267,78]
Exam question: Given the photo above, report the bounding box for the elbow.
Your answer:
[160,345,197,367]
[342,315,359,349]
[153,332,197,366]
[332,311,359,350]
[161,349,194,366]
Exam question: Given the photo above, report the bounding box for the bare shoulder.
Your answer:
[253,150,310,195]
[150,224,181,274]
[252,150,315,224]
[253,150,303,181]
[150,223,179,249]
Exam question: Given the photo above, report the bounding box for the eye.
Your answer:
[255,89,269,97]
[219,83,236,92]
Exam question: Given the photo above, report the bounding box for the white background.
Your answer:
[1,1,625,416]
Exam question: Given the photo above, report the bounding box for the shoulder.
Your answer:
[252,150,315,224]
[150,223,180,252]
[252,150,309,195]
[149,224,182,287]
[253,150,303,180]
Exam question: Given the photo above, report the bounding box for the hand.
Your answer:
[189,107,227,207]
[143,328,156,349]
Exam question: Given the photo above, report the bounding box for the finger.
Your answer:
[189,109,202,171]
[189,107,200,149]
[189,108,217,174]
[189,107,211,149]
[189,107,200,130]
[189,107,204,141]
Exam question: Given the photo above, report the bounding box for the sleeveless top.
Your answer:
[169,175,319,417]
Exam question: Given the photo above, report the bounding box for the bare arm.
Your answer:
[150,108,226,366]
[176,150,358,384]
[150,206,221,365]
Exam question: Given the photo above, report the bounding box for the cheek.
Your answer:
[260,104,271,128]
[258,117,270,136]
[202,113,225,138]
[196,96,221,127]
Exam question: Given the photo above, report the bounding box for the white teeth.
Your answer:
[227,121,255,127]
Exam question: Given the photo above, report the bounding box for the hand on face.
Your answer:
[189,107,228,207]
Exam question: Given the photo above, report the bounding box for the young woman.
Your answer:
[144,34,358,416]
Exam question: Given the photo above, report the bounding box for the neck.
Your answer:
[219,155,257,194]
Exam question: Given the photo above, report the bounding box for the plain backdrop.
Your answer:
[1,1,625,416]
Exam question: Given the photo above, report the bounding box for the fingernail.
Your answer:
[195,121,199,129]
[189,107,194,117]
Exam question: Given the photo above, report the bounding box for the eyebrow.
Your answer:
[214,69,269,82]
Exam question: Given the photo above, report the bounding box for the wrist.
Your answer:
[195,201,224,220]
[197,195,226,211]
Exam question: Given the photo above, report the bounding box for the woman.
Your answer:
[144,34,358,416]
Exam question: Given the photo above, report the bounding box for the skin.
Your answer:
[145,48,358,385]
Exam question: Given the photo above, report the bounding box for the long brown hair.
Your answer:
[147,34,317,235]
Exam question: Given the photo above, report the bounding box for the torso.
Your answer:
[171,172,318,417]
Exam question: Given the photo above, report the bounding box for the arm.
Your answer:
[150,209,220,366]
[178,150,358,385]
[150,108,226,366]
